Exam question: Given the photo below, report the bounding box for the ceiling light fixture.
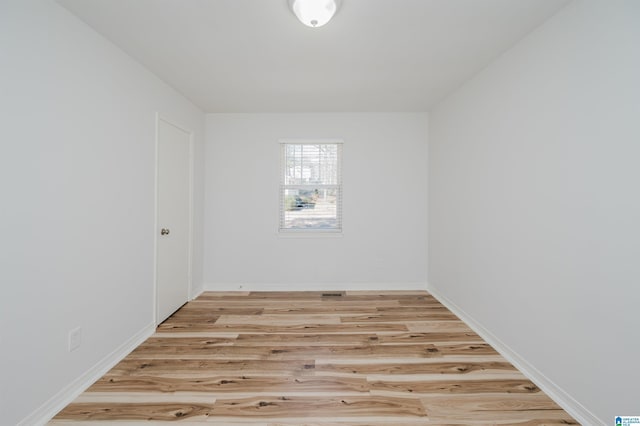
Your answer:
[289,0,340,28]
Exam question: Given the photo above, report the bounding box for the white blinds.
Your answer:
[279,142,342,232]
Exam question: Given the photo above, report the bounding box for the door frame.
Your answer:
[153,113,195,326]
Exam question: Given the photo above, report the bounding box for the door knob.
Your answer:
[161,228,170,235]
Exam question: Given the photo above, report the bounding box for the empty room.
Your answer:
[1,0,638,425]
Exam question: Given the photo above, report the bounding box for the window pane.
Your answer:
[282,187,341,230]
[284,144,339,185]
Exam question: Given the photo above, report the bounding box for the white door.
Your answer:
[156,118,191,324]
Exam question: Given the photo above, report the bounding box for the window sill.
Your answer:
[277,231,343,239]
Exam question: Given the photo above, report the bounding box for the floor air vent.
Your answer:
[322,292,344,297]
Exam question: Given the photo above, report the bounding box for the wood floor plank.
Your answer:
[54,402,215,421]
[216,314,343,325]
[405,321,474,333]
[345,290,431,296]
[73,393,218,404]
[314,360,518,375]
[157,322,410,334]
[235,333,379,346]
[107,359,316,377]
[375,332,482,344]
[421,393,579,424]
[52,291,576,425]
[370,378,541,395]
[375,304,449,312]
[205,395,427,418]
[88,375,369,394]
[138,331,239,339]
[340,313,459,322]
[129,337,236,356]
[262,306,379,314]
[125,344,446,360]
[172,306,265,315]
[420,393,566,413]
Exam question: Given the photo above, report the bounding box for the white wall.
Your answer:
[0,1,205,424]
[204,113,428,289]
[428,0,640,423]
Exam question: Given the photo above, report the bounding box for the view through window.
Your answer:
[280,142,342,232]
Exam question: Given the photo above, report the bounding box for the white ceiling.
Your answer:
[57,0,570,113]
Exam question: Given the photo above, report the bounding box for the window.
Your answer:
[279,141,342,233]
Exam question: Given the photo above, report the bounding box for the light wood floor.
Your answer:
[51,291,577,425]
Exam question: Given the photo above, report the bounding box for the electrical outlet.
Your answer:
[68,327,82,352]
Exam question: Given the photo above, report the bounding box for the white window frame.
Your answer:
[279,139,343,234]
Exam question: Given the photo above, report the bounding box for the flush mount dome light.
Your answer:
[289,0,340,28]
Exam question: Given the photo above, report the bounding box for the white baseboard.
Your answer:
[426,283,602,426]
[203,282,428,292]
[18,323,156,426]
